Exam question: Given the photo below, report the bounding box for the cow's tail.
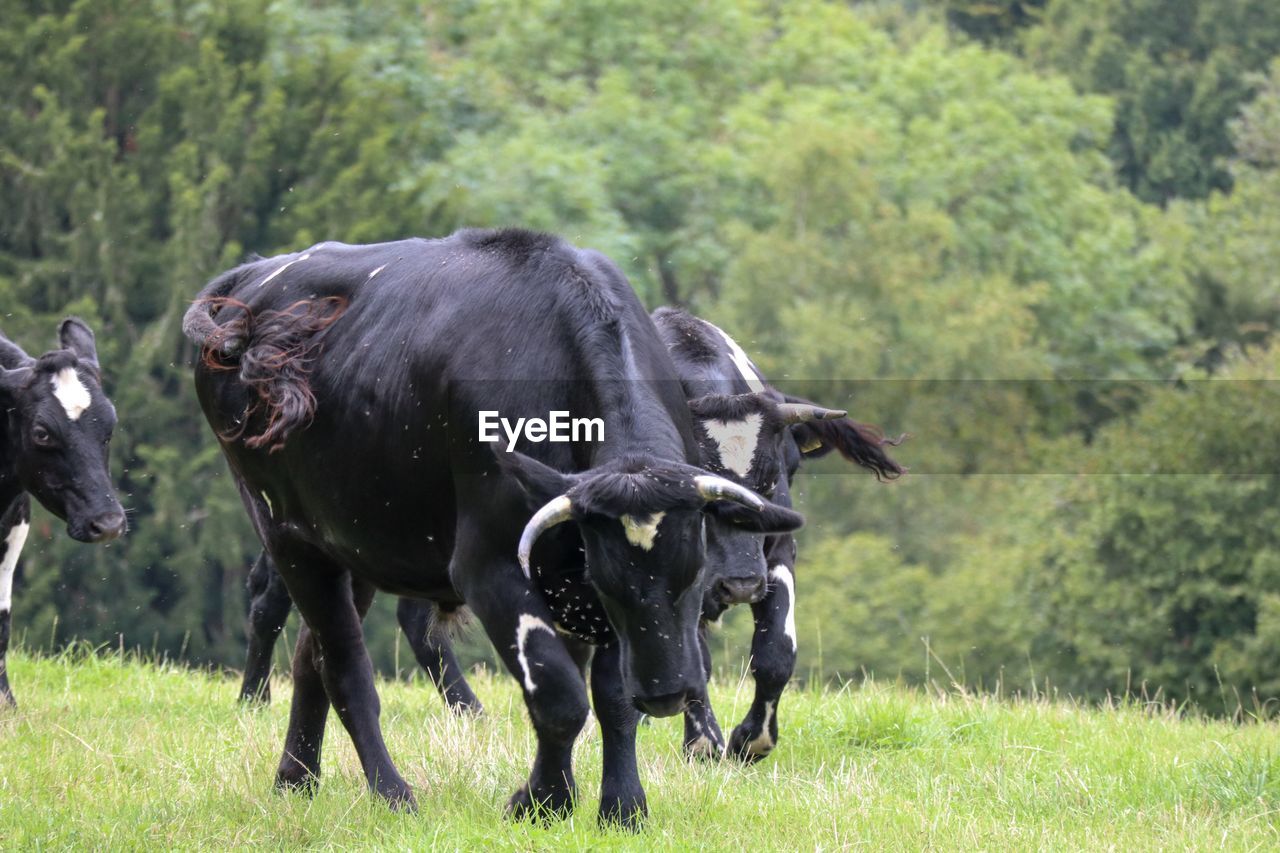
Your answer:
[186,266,347,453]
[182,266,244,348]
[784,393,907,482]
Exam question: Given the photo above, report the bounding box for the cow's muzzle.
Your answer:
[73,509,127,543]
[713,575,767,606]
[634,689,689,718]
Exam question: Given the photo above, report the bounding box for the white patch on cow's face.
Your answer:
[745,701,775,756]
[367,263,388,280]
[620,512,665,550]
[257,252,312,288]
[708,323,766,392]
[770,565,797,653]
[515,613,555,693]
[703,413,763,478]
[0,522,31,612]
[51,368,91,421]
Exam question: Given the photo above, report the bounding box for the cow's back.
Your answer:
[191,230,693,596]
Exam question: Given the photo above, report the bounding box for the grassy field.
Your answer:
[1,650,1279,850]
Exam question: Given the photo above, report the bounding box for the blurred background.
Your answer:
[4,0,1280,715]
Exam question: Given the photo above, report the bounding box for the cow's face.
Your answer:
[688,394,843,615]
[0,320,125,542]
[501,452,802,717]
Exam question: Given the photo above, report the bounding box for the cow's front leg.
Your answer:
[683,622,725,760]
[727,561,797,763]
[463,573,588,822]
[591,640,646,828]
[396,597,483,714]
[0,496,31,708]
[273,549,414,809]
[239,551,293,704]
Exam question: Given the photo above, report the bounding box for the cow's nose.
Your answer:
[715,575,766,605]
[87,511,127,542]
[634,690,688,718]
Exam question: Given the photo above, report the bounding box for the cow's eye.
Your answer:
[32,425,55,447]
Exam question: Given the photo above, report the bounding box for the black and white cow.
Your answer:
[0,319,127,705]
[183,229,801,825]
[235,308,904,765]
[653,307,905,762]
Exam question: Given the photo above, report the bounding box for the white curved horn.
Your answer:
[694,475,766,511]
[517,495,574,578]
[776,403,847,425]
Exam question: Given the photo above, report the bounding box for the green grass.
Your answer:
[2,650,1280,850]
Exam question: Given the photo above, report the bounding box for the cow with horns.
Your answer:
[184,229,802,825]
[0,319,127,705]
[236,307,905,765]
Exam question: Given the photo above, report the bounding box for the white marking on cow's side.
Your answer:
[770,564,797,653]
[746,701,775,755]
[256,253,312,288]
[0,522,31,612]
[366,263,388,280]
[708,323,766,392]
[703,413,763,477]
[515,613,555,693]
[620,512,665,550]
[51,368,91,421]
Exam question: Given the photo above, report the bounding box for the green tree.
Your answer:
[1025,0,1280,203]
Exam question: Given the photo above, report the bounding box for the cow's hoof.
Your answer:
[682,734,725,762]
[727,724,773,764]
[237,690,271,707]
[598,790,647,830]
[506,783,575,823]
[446,698,484,717]
[377,782,418,812]
[274,769,320,796]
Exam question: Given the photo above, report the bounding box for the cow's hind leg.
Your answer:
[275,621,329,793]
[682,621,726,760]
[0,496,31,708]
[592,640,646,828]
[396,597,482,714]
[239,551,293,704]
[273,550,413,809]
[727,561,797,763]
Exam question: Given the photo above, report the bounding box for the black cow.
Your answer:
[184,230,801,825]
[236,308,904,764]
[0,319,127,705]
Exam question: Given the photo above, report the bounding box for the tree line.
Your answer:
[4,0,1280,714]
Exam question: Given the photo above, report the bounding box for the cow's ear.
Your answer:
[58,318,99,370]
[788,422,833,457]
[0,332,33,372]
[0,366,31,406]
[495,449,577,508]
[705,498,804,534]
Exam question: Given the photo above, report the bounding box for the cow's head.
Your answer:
[687,394,845,615]
[0,320,125,542]
[501,451,802,717]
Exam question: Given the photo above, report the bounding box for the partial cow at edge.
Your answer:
[0,319,127,706]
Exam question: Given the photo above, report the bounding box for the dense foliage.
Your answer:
[3,0,1280,713]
